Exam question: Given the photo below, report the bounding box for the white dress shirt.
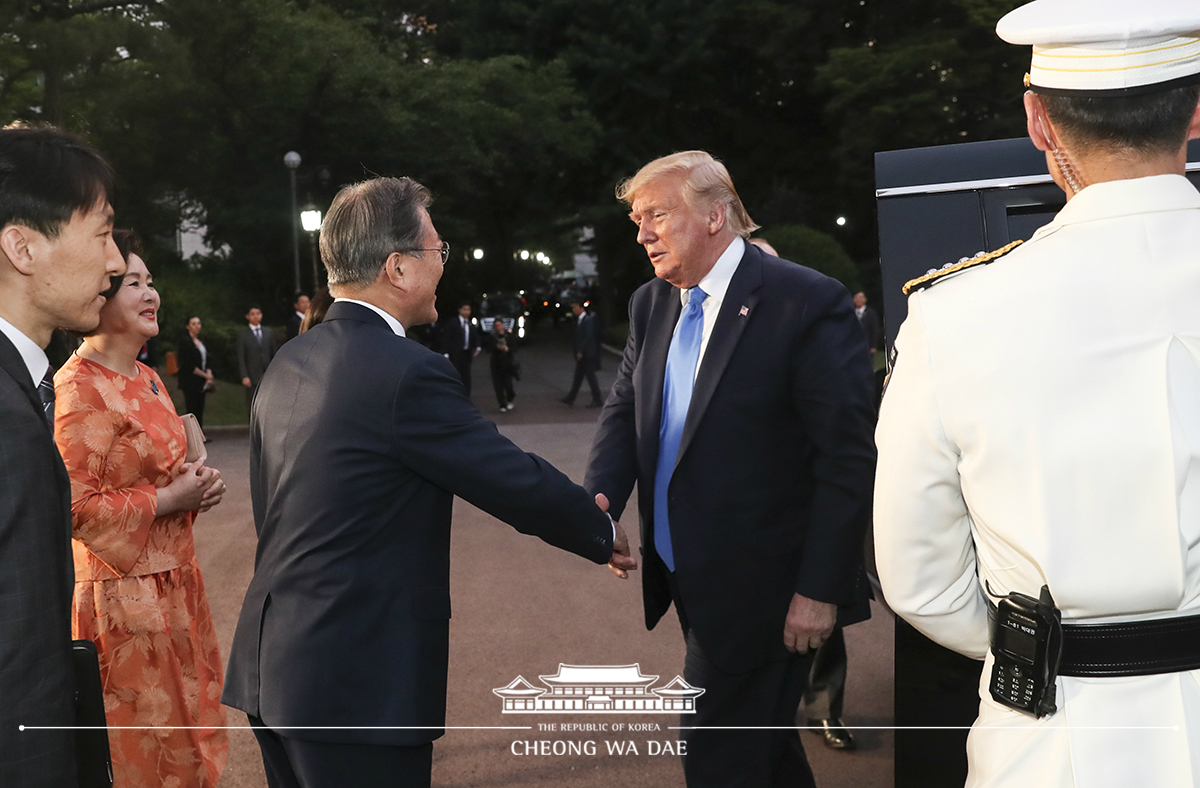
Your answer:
[675,235,744,382]
[333,298,407,337]
[0,313,49,387]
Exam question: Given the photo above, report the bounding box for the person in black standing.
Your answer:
[561,299,602,407]
[441,301,481,395]
[236,304,277,409]
[286,292,310,341]
[177,316,214,427]
[488,317,518,412]
[852,291,881,357]
[0,123,126,787]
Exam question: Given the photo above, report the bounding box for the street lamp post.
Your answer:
[284,151,302,294]
[301,205,322,291]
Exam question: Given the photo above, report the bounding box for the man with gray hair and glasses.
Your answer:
[223,176,636,788]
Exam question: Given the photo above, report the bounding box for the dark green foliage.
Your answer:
[758,225,860,293]
[0,0,1044,324]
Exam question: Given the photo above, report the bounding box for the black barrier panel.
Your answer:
[876,137,1200,349]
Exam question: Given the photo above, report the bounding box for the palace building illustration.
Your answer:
[492,664,705,714]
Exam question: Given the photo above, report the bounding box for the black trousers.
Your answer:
[565,356,601,404]
[669,575,816,788]
[181,385,206,428]
[491,365,515,407]
[450,354,473,396]
[803,626,847,720]
[248,715,433,788]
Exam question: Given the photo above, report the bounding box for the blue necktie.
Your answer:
[654,286,707,572]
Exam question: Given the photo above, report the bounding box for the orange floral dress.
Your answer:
[53,354,228,788]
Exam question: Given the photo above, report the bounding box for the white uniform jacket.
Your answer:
[876,174,1200,788]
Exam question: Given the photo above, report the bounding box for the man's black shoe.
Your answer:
[806,718,856,750]
[559,397,574,405]
[586,400,603,408]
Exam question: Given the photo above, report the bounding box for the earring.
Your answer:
[1051,147,1084,195]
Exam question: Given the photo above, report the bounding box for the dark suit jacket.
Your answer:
[222,302,613,746]
[176,339,208,394]
[286,312,304,341]
[573,312,601,362]
[0,333,77,786]
[236,324,277,385]
[858,305,882,353]
[441,316,482,362]
[585,242,876,673]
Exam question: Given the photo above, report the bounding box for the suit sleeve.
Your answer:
[789,278,878,605]
[390,353,612,563]
[873,294,989,659]
[584,295,641,521]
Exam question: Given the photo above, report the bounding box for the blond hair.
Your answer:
[615,151,759,237]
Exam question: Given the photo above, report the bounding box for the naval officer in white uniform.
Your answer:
[875,1,1200,786]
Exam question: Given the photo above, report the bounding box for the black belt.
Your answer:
[1058,615,1200,677]
[987,602,1200,677]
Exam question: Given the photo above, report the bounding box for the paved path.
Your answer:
[194,327,893,788]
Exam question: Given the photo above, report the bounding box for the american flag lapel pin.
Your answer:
[739,306,750,317]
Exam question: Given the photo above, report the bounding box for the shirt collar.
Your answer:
[0,313,49,387]
[681,235,743,307]
[333,298,407,337]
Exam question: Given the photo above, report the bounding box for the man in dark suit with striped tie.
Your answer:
[585,151,876,787]
[0,124,126,787]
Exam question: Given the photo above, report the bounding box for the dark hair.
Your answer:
[1042,83,1200,156]
[320,177,432,288]
[293,291,309,304]
[300,286,332,333]
[100,228,144,300]
[0,123,115,238]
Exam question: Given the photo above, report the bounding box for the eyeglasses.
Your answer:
[406,241,450,265]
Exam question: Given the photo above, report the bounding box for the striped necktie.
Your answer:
[37,369,55,428]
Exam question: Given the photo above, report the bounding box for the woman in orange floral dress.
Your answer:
[53,230,229,788]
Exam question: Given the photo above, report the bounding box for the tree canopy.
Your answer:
[1,0,1037,331]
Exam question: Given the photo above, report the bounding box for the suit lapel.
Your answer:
[676,245,763,467]
[0,331,49,431]
[637,284,682,474]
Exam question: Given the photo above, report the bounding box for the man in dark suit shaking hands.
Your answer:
[223,176,635,788]
[585,151,876,787]
[0,124,126,787]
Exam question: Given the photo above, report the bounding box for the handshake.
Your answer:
[595,492,639,580]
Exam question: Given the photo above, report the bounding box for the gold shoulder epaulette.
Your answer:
[902,240,1023,295]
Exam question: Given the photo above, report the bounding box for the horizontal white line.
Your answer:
[672,725,1180,731]
[876,161,1200,198]
[20,726,530,731]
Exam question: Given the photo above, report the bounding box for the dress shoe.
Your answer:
[586,400,603,408]
[559,397,574,405]
[806,718,856,750]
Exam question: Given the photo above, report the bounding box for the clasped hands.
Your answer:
[156,461,226,517]
[595,493,638,580]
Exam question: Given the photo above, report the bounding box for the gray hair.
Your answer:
[320,177,432,288]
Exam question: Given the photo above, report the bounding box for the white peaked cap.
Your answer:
[997,0,1200,95]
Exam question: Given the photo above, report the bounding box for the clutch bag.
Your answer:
[182,413,207,463]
